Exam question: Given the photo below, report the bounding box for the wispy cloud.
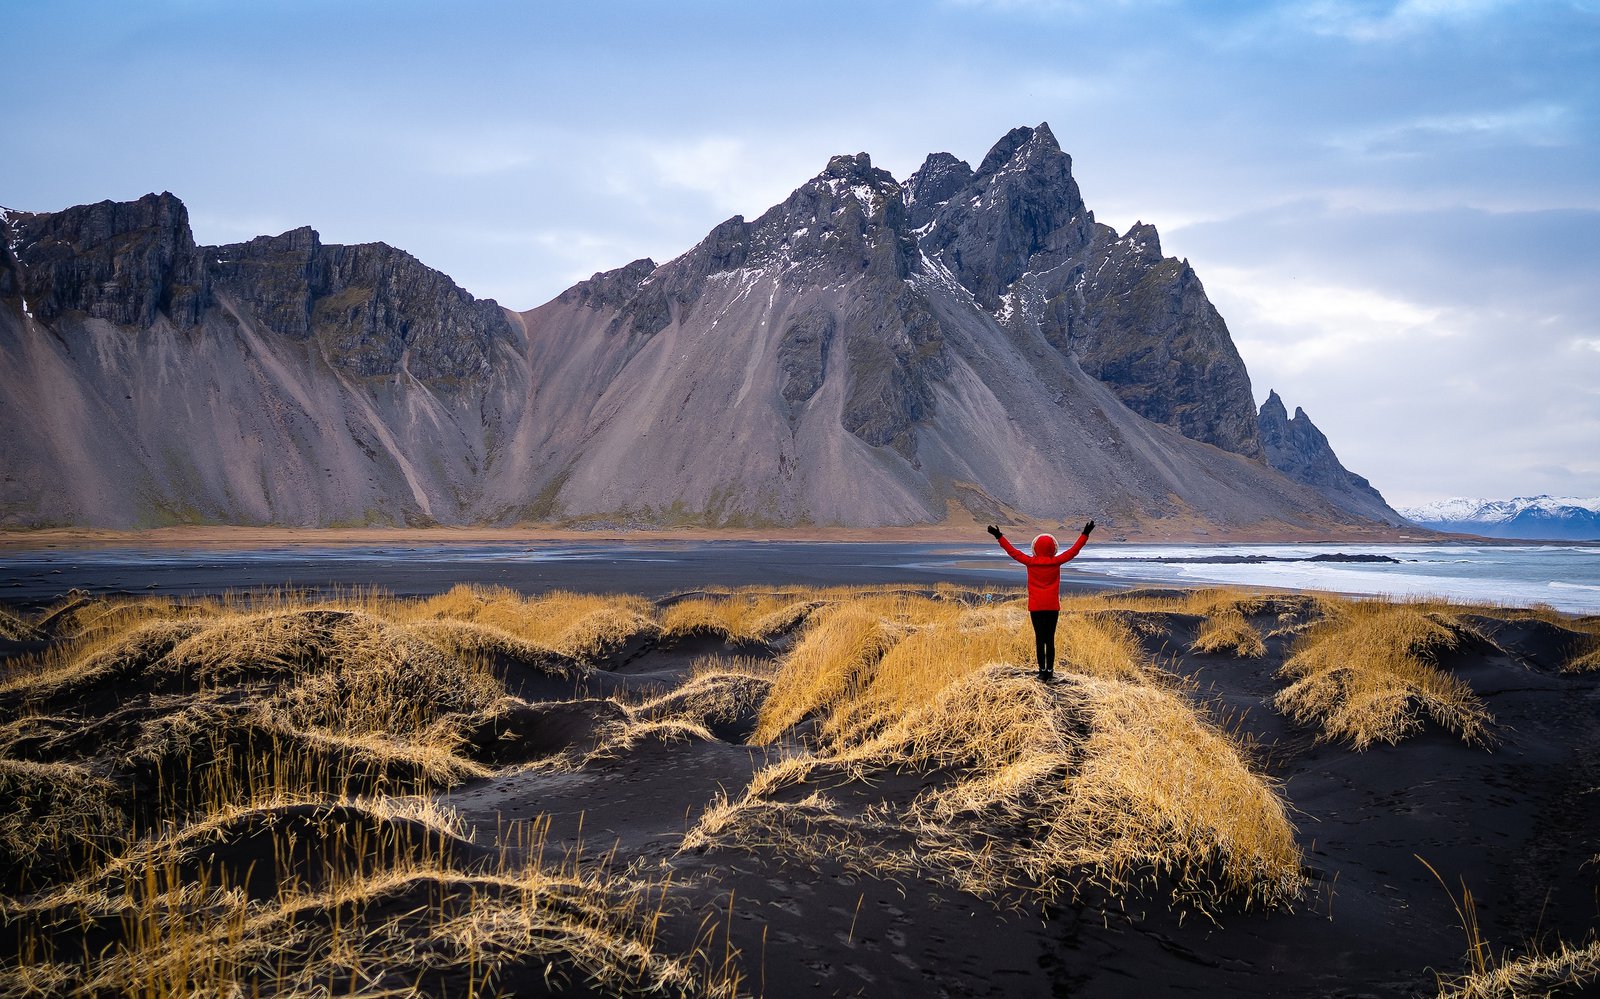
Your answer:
[1206,265,1449,375]
[1295,0,1516,41]
[1330,103,1576,157]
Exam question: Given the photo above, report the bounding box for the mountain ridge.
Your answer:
[0,125,1405,536]
[1399,495,1600,540]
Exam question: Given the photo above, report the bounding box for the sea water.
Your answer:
[1049,543,1600,615]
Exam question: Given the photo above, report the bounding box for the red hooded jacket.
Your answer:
[997,532,1089,611]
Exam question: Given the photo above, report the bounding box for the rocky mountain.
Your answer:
[1256,391,1403,525]
[0,126,1397,535]
[1399,496,1600,540]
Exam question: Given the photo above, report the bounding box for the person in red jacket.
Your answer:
[987,521,1094,681]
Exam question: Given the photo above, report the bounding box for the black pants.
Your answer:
[1030,610,1059,674]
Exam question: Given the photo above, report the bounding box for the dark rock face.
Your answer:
[0,194,514,382]
[557,258,658,311]
[1068,226,1262,458]
[2,193,209,328]
[211,230,515,381]
[916,124,1099,312]
[903,152,974,231]
[777,308,834,412]
[906,125,1262,459]
[1258,391,1402,524]
[839,281,945,459]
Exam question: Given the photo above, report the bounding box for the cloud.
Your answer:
[637,136,799,217]
[1196,250,1600,504]
[1331,103,1576,157]
[1294,0,1516,41]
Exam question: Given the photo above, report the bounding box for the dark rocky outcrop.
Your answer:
[0,197,515,382]
[2,193,209,328]
[1258,391,1402,525]
[210,229,515,381]
[777,308,834,412]
[906,125,1263,460]
[839,281,945,459]
[556,258,658,311]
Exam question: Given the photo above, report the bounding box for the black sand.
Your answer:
[3,563,1598,996]
[435,605,1600,997]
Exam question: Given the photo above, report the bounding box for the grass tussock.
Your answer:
[409,585,658,660]
[0,582,780,996]
[696,592,1302,913]
[0,757,128,890]
[1435,937,1600,999]
[7,798,738,999]
[659,590,823,643]
[1192,604,1268,658]
[1565,639,1600,673]
[751,599,904,743]
[1275,599,1493,749]
[0,607,41,642]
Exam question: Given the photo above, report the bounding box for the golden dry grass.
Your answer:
[1435,937,1600,999]
[7,581,1587,994]
[1565,640,1600,673]
[1275,599,1493,749]
[0,607,40,642]
[695,591,1303,913]
[751,598,903,743]
[0,757,128,889]
[5,796,738,999]
[1193,606,1268,658]
[659,589,823,643]
[0,583,765,996]
[407,584,658,660]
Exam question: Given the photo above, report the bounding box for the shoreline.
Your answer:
[0,521,1505,552]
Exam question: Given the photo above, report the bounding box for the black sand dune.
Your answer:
[1,584,1597,997]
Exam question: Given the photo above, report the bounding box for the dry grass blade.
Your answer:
[1565,640,1600,673]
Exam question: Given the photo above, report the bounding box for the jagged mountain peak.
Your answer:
[904,152,974,227]
[557,257,659,310]
[975,122,1061,179]
[1119,221,1163,259]
[1258,393,1402,525]
[652,150,917,291]
[1262,389,1318,429]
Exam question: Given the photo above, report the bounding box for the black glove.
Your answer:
[986,525,1003,540]
[1082,520,1095,537]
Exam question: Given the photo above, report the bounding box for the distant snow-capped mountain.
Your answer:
[1399,496,1600,540]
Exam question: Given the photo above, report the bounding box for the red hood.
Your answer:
[1032,534,1057,557]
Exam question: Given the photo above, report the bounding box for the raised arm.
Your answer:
[988,525,1032,566]
[1052,520,1095,564]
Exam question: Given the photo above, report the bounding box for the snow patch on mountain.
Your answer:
[1402,496,1600,522]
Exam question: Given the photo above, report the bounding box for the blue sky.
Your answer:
[4,0,1598,506]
